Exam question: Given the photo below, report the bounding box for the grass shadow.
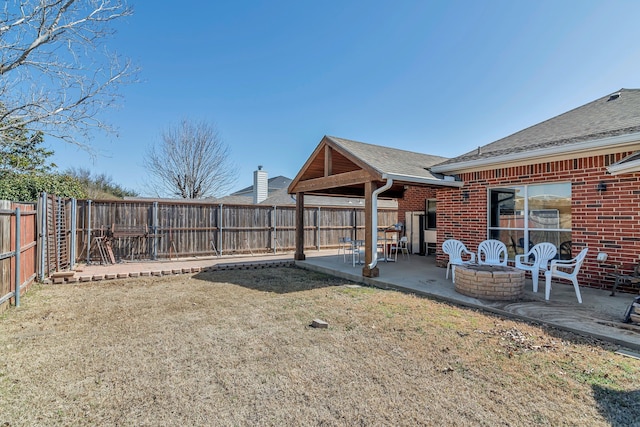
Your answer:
[591,384,640,426]
[192,265,356,294]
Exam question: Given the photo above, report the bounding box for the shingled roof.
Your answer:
[325,136,450,180]
[228,175,292,197]
[289,135,460,198]
[433,88,640,172]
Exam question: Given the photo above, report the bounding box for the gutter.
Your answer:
[368,177,394,270]
[431,131,640,174]
[383,173,463,188]
[607,159,640,175]
[607,151,640,175]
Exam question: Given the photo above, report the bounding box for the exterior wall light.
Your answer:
[596,182,607,192]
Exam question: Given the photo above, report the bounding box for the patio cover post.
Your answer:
[294,192,306,260]
[362,181,379,278]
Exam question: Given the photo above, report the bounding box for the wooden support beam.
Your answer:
[294,192,306,260]
[290,170,375,193]
[324,145,332,177]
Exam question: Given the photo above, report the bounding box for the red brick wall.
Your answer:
[397,186,436,225]
[432,151,640,292]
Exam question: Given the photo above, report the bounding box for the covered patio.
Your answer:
[288,135,459,277]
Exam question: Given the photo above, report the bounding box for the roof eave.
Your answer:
[431,132,640,174]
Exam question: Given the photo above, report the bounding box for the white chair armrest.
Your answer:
[550,259,579,274]
[463,250,476,263]
[514,254,530,269]
[550,258,578,268]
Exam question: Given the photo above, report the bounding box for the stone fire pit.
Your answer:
[454,264,524,301]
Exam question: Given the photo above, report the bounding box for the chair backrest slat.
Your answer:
[478,239,508,266]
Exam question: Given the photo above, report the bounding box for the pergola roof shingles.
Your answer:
[326,136,449,180]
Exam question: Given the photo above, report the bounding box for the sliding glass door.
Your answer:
[488,183,572,260]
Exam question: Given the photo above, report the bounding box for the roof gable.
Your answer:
[289,135,454,197]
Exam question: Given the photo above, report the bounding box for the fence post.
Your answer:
[55,198,61,270]
[14,207,20,307]
[69,199,77,270]
[152,201,158,260]
[272,206,276,254]
[317,207,321,251]
[86,200,92,264]
[218,204,223,256]
[38,192,47,281]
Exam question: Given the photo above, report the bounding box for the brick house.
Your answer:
[290,89,640,292]
[428,88,640,291]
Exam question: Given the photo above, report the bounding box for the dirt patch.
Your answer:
[1,267,638,426]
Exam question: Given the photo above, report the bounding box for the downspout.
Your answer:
[368,177,393,270]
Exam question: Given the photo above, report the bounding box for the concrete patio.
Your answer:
[72,249,640,351]
[297,251,640,351]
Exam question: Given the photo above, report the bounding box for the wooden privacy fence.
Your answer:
[1,196,396,299]
[66,199,398,264]
[0,200,38,313]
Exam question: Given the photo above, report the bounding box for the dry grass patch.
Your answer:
[1,267,639,426]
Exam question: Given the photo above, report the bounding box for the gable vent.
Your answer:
[607,92,621,102]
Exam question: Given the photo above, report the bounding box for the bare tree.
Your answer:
[0,0,137,147]
[143,119,239,199]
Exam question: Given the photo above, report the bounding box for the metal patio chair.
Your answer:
[337,237,350,261]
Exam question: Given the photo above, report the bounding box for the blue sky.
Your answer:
[51,0,640,196]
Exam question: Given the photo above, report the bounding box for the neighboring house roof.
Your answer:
[215,175,292,204]
[230,175,292,197]
[432,88,640,174]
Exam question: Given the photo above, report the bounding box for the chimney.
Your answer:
[253,165,268,204]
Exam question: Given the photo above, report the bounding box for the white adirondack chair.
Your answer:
[515,242,557,292]
[544,248,589,303]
